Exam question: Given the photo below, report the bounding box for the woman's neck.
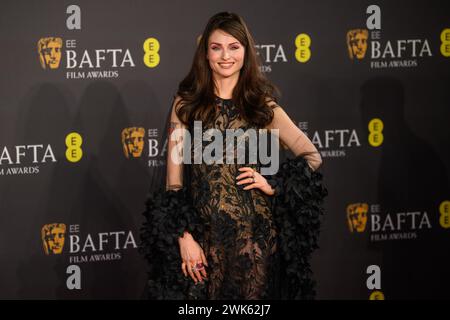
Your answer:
[213,73,239,99]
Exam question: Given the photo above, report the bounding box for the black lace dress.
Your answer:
[140,96,327,300]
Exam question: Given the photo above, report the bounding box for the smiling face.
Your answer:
[206,29,245,80]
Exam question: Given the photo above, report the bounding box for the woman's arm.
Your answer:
[165,95,208,283]
[266,102,322,171]
[166,95,185,191]
[236,101,322,196]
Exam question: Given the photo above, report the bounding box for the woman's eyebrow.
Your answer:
[209,41,240,46]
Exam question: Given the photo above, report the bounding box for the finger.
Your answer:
[236,171,253,180]
[200,253,208,278]
[189,259,203,282]
[193,269,203,282]
[236,177,252,185]
[238,167,253,174]
[181,262,187,277]
[243,183,260,190]
[187,264,197,283]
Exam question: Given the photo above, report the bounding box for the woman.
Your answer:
[140,11,327,300]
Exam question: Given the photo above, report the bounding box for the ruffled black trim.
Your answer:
[139,186,206,299]
[266,176,282,196]
[270,155,328,299]
[140,156,327,300]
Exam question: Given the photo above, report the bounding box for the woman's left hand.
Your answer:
[236,167,275,196]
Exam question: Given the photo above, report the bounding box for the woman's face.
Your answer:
[206,29,245,79]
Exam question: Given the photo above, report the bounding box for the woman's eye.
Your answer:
[211,46,239,51]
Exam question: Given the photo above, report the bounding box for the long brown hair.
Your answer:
[175,11,281,128]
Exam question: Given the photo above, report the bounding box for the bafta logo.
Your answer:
[369,290,385,300]
[347,29,368,60]
[37,37,63,69]
[122,127,145,158]
[42,223,66,255]
[347,203,368,233]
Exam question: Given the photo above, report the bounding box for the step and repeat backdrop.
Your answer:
[0,0,449,299]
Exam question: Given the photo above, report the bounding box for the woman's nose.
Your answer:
[222,49,230,59]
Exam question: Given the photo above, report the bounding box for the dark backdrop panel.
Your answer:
[0,0,449,299]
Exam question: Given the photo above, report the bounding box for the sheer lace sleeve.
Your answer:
[165,95,186,191]
[266,102,322,171]
[264,103,328,298]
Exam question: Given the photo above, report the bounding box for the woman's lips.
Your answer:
[218,62,234,69]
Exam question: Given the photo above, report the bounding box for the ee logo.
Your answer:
[295,33,311,63]
[440,29,450,57]
[143,37,160,68]
[368,118,384,147]
[439,201,450,228]
[65,132,83,162]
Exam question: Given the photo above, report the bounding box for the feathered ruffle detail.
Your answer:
[139,156,327,300]
[139,186,206,299]
[269,155,328,299]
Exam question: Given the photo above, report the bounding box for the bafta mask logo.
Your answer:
[41,223,66,255]
[37,37,63,69]
[369,290,385,300]
[122,127,145,158]
[347,29,368,60]
[347,203,368,233]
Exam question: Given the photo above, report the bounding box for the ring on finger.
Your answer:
[191,262,204,272]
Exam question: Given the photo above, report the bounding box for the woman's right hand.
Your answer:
[178,232,208,284]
